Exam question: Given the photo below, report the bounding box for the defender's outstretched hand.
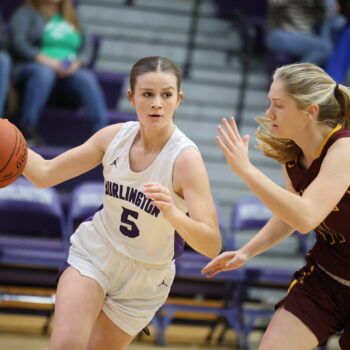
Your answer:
[200,250,248,278]
[217,117,252,178]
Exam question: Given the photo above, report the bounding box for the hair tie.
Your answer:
[335,83,339,91]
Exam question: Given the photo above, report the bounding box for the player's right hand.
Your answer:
[216,116,252,179]
[200,250,248,278]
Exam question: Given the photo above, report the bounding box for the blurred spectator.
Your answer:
[338,0,350,22]
[0,11,11,117]
[326,0,350,83]
[9,0,107,140]
[264,0,340,68]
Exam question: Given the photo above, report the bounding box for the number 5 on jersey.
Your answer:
[120,206,140,238]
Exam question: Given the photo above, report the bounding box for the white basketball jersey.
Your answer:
[77,121,198,265]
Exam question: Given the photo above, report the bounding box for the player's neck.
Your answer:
[138,124,176,154]
[297,124,334,167]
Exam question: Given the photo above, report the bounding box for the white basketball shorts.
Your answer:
[67,222,175,336]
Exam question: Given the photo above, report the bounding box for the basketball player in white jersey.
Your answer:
[23,56,221,350]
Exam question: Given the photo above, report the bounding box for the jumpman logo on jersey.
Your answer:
[158,278,169,287]
[109,157,119,168]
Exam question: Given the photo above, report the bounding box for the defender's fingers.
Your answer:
[201,255,228,274]
[216,136,233,157]
[201,262,220,274]
[221,118,238,143]
[228,116,241,140]
[205,267,227,278]
[217,125,236,150]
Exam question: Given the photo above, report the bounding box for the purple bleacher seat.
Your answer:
[0,177,65,238]
[108,110,137,125]
[94,71,126,110]
[0,177,67,266]
[0,172,66,328]
[38,107,135,147]
[222,195,272,251]
[230,196,272,233]
[66,181,104,240]
[0,247,66,268]
[37,107,95,146]
[0,264,60,287]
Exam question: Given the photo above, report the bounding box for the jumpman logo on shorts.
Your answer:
[109,157,119,168]
[158,278,169,287]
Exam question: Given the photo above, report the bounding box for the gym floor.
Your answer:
[0,312,243,349]
[0,313,341,350]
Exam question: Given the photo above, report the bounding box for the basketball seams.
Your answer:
[0,135,27,185]
[0,120,28,188]
[0,123,18,174]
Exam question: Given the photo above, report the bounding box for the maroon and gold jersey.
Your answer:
[286,124,350,280]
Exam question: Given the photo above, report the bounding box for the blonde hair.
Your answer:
[26,0,80,31]
[256,63,350,163]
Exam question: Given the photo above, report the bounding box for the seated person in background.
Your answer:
[326,0,350,84]
[8,0,108,140]
[265,0,339,68]
[0,11,11,117]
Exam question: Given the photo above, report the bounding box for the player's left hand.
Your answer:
[144,182,178,220]
[217,116,252,178]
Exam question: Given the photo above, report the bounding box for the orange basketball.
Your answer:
[0,119,28,188]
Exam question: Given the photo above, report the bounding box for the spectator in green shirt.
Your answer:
[9,0,107,141]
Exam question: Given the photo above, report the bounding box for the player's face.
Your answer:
[266,79,308,140]
[128,71,182,130]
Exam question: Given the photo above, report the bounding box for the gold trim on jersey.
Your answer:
[314,124,342,159]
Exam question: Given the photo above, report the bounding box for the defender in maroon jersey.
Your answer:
[202,63,350,349]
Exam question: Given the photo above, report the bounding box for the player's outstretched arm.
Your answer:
[23,124,122,188]
[217,116,350,233]
[201,215,294,277]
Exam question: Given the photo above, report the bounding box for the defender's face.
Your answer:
[266,79,308,139]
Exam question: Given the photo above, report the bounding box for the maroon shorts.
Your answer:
[275,263,350,348]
